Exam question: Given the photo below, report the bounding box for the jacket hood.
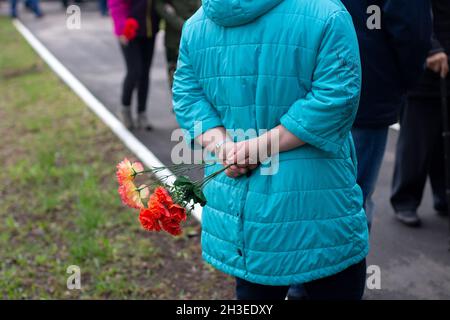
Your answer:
[202,0,284,27]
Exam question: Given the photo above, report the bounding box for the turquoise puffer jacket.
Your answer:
[173,0,369,286]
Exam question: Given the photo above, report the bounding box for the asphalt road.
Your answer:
[7,1,450,299]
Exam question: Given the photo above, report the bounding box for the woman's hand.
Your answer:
[216,141,250,178]
[197,125,305,179]
[224,125,305,178]
[233,138,265,165]
[196,127,246,178]
[222,137,266,178]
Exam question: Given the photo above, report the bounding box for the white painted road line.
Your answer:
[12,19,203,221]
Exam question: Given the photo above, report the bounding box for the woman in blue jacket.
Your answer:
[173,0,369,300]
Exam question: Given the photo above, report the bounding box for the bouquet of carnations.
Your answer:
[116,158,228,236]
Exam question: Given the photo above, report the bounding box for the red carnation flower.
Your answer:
[153,187,174,207]
[123,18,139,41]
[168,203,187,222]
[139,207,162,232]
[163,204,187,236]
[115,159,231,237]
[161,218,183,236]
[138,187,187,235]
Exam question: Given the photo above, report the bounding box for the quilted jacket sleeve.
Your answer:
[172,26,223,145]
[280,10,362,156]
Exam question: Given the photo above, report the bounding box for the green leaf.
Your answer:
[192,186,207,207]
[173,176,193,187]
[173,176,207,206]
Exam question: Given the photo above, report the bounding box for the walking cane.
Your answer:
[440,77,450,250]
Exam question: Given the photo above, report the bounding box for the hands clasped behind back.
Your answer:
[216,139,262,179]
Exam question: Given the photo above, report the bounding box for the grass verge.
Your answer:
[0,17,234,299]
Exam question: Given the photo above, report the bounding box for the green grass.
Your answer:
[0,17,234,299]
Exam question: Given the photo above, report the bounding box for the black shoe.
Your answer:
[395,210,421,227]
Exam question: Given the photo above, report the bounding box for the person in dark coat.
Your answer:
[156,0,200,92]
[390,0,450,227]
[341,0,432,228]
[288,0,433,300]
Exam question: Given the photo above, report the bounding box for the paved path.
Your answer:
[6,1,450,299]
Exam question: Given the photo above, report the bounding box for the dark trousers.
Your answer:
[391,98,448,213]
[352,127,390,227]
[61,0,84,8]
[165,47,178,91]
[236,259,366,300]
[10,0,42,17]
[120,37,156,113]
[98,0,107,15]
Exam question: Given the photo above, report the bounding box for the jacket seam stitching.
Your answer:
[284,112,342,149]
[244,209,363,224]
[198,74,310,81]
[191,42,317,53]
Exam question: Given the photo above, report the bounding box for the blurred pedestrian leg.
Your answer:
[60,0,85,9]
[391,98,448,224]
[26,0,43,17]
[9,0,18,17]
[10,0,43,18]
[352,127,389,228]
[390,0,450,227]
[98,0,108,16]
[120,37,156,129]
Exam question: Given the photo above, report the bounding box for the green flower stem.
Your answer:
[136,185,150,192]
[197,164,233,189]
[136,162,215,176]
[134,162,232,197]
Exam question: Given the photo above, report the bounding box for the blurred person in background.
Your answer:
[10,0,43,18]
[61,0,83,10]
[288,0,432,300]
[391,0,450,227]
[108,0,160,130]
[60,0,106,16]
[341,0,432,229]
[156,0,200,93]
[99,0,108,16]
[61,0,107,16]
